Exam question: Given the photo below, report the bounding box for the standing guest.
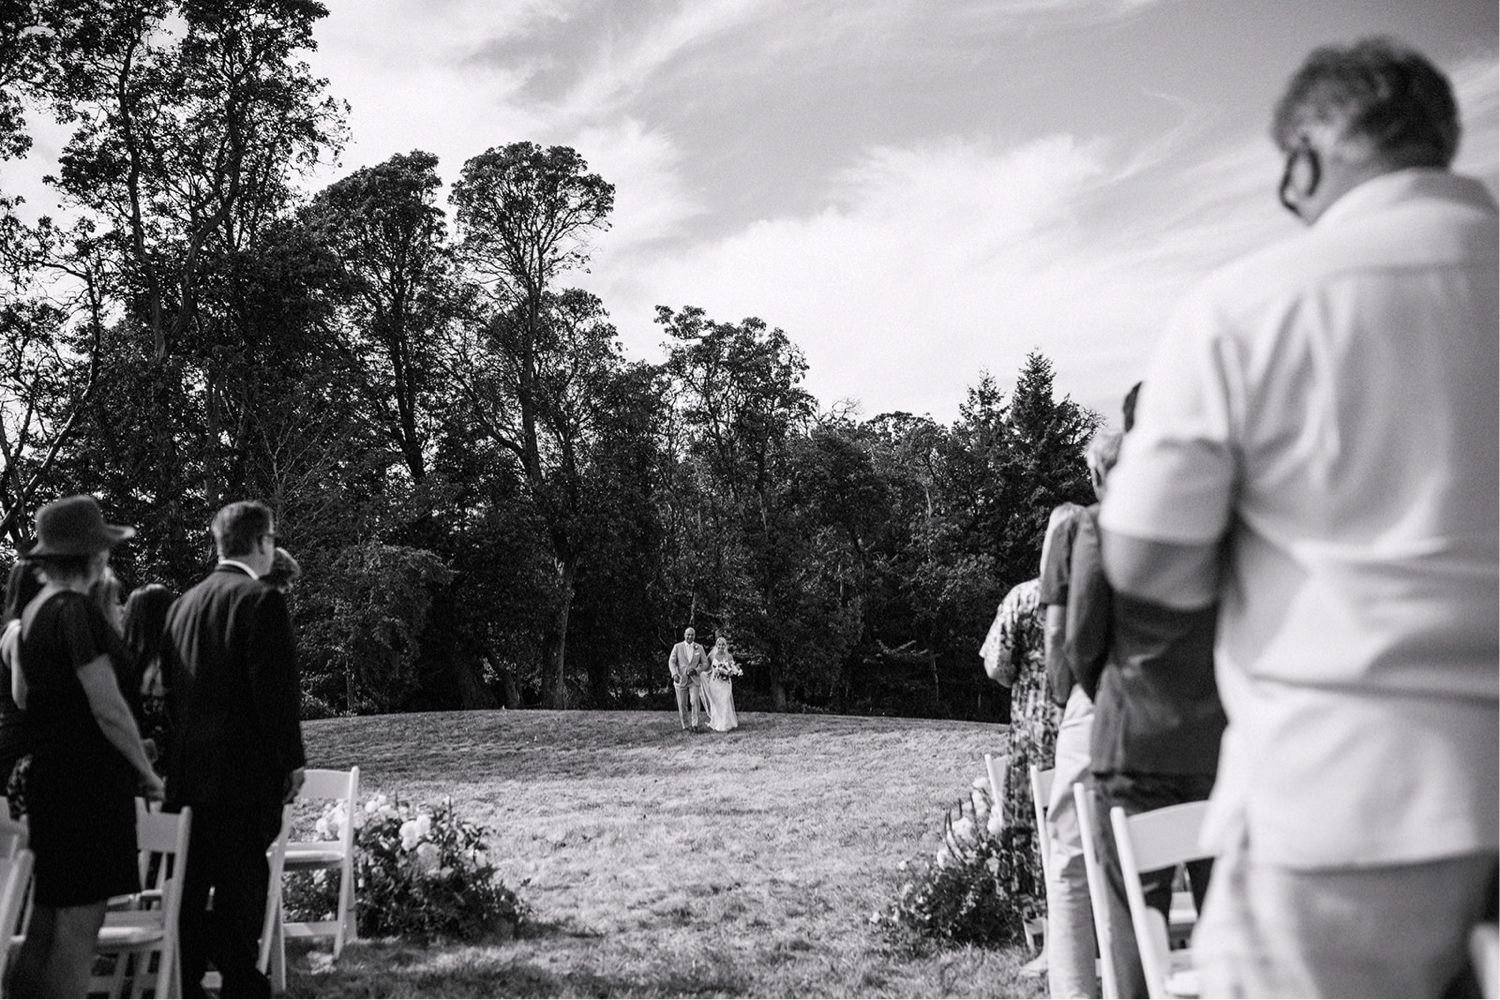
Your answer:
[1066,428,1224,999]
[667,627,709,734]
[1100,38,1497,997]
[122,584,176,770]
[980,574,1057,916]
[164,501,306,999]
[1038,497,1096,999]
[10,496,163,998]
[0,559,43,818]
[262,546,302,593]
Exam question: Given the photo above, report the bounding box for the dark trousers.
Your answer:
[178,800,281,998]
[1091,771,1216,1000]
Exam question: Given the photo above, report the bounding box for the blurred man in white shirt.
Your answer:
[1099,38,1498,997]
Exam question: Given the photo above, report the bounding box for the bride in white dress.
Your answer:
[704,637,740,732]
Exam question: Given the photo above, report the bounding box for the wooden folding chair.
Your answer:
[1028,765,1055,886]
[1073,781,1120,1000]
[257,805,293,993]
[983,753,1008,820]
[95,802,191,999]
[0,848,31,994]
[1109,802,1208,999]
[0,817,27,861]
[280,767,359,958]
[1474,923,1499,1000]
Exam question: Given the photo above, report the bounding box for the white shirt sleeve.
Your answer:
[1101,284,1241,544]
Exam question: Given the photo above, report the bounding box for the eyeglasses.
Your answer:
[1277,137,1320,218]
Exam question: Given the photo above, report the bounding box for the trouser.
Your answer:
[179,799,282,998]
[1090,771,1216,1000]
[1046,686,1098,999]
[674,678,705,728]
[1194,825,1499,998]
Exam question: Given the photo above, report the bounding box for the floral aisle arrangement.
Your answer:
[283,792,527,943]
[872,774,1042,947]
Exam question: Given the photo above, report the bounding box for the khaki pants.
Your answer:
[1046,686,1099,999]
[1194,827,1498,998]
[673,676,706,728]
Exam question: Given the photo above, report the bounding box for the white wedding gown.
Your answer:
[705,673,738,732]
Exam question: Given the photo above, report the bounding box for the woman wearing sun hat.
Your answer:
[10,495,164,997]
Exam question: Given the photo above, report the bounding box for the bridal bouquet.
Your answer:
[709,660,742,682]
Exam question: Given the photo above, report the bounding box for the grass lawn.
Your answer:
[285,709,1043,998]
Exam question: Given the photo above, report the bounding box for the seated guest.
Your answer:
[11,496,163,998]
[1065,430,1225,999]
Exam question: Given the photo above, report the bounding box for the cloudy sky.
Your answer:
[12,1,1500,421]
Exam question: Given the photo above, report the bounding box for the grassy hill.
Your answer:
[286,710,1042,998]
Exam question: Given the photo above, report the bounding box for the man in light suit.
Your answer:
[164,500,306,998]
[667,627,709,733]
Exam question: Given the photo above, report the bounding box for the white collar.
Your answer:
[218,558,260,580]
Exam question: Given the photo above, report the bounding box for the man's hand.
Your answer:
[284,767,306,804]
[671,673,682,685]
[139,771,166,804]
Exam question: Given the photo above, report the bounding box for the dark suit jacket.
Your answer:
[1064,505,1226,776]
[163,564,305,808]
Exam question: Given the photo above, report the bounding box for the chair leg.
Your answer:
[270,896,287,994]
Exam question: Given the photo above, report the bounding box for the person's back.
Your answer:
[1098,38,1498,997]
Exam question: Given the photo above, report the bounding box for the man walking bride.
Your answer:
[667,627,709,733]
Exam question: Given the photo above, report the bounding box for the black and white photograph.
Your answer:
[0,1,1495,996]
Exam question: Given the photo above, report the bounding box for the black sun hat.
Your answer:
[28,495,135,558]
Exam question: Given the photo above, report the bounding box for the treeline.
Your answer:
[0,1,1098,719]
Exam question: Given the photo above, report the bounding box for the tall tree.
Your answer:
[448,143,616,708]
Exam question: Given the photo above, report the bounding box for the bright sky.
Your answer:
[8,1,1499,421]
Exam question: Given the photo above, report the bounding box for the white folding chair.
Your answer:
[1109,802,1208,999]
[1474,923,1499,1000]
[0,816,27,861]
[258,805,293,993]
[1074,781,1120,1000]
[983,753,1008,821]
[280,767,359,958]
[1028,765,1055,886]
[0,848,31,993]
[96,802,192,999]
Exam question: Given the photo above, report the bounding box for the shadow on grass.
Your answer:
[286,937,751,998]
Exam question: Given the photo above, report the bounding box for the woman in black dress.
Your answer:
[122,584,175,771]
[11,496,163,998]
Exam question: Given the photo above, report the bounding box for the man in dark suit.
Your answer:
[164,500,306,998]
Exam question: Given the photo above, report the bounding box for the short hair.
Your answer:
[1086,429,1124,480]
[211,501,273,558]
[1272,37,1460,168]
[2,561,43,624]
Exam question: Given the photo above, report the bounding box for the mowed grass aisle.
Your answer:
[288,710,1042,998]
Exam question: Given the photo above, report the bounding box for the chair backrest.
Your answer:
[1073,782,1120,1000]
[296,767,360,854]
[983,753,1008,820]
[0,849,32,984]
[134,801,192,895]
[1110,801,1211,1000]
[1474,923,1499,1000]
[1028,765,1055,886]
[0,817,27,860]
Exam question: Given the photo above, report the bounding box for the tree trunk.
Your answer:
[451,657,497,711]
[541,556,577,709]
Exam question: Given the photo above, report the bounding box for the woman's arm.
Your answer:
[77,657,163,799]
[2,625,25,710]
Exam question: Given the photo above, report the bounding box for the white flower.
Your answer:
[351,808,367,831]
[972,775,990,790]
[437,866,453,879]
[935,847,952,868]
[987,810,1006,837]
[415,813,433,839]
[472,849,488,868]
[415,842,441,874]
[314,816,331,839]
[972,791,990,818]
[399,819,422,851]
[951,817,975,843]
